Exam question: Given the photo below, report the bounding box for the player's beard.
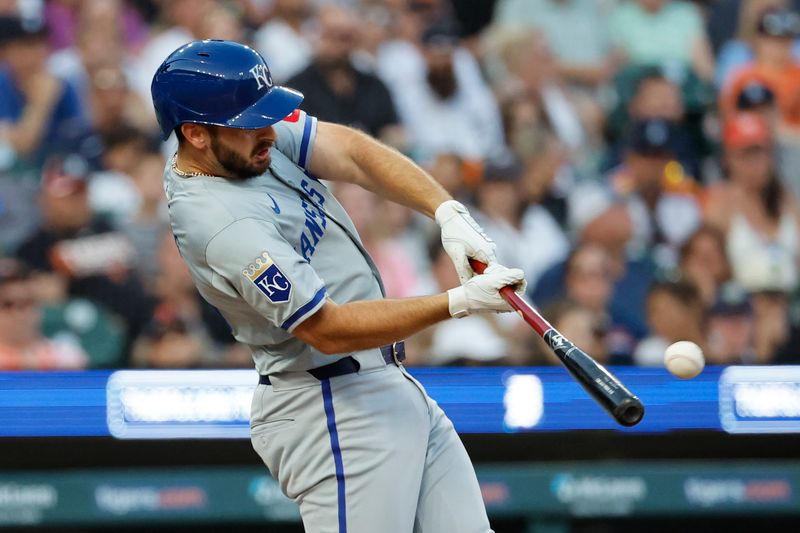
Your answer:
[209,130,272,180]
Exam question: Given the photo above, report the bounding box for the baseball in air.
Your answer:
[664,341,705,379]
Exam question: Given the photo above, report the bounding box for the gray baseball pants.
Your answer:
[250,350,493,533]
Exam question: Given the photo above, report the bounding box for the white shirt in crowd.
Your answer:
[253,19,313,83]
[475,205,570,288]
[376,40,507,164]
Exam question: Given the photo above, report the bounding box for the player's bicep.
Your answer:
[307,121,370,186]
[206,218,326,332]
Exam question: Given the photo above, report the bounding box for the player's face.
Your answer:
[208,126,276,180]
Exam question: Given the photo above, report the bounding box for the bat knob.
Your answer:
[614,397,645,427]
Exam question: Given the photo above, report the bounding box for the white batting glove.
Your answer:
[447,264,527,318]
[435,200,497,284]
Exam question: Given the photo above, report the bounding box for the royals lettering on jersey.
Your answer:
[243,252,292,303]
[299,179,327,261]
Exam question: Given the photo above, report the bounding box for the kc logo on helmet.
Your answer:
[249,64,273,90]
[243,252,292,303]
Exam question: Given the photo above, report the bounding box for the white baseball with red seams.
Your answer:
[664,341,705,379]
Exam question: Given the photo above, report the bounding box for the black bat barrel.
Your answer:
[544,329,645,427]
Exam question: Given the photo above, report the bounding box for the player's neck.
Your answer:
[175,147,226,178]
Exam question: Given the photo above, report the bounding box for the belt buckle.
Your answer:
[391,341,402,366]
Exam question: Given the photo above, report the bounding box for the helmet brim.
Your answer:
[225,85,304,130]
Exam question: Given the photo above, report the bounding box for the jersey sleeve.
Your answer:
[206,217,327,332]
[272,108,317,171]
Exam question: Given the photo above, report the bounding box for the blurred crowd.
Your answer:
[2,0,800,371]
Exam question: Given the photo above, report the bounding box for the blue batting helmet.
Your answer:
[150,40,303,140]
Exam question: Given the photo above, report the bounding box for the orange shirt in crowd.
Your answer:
[0,340,87,370]
[723,64,800,127]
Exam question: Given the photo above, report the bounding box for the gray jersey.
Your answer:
[164,111,384,375]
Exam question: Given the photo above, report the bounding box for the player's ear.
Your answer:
[180,123,211,150]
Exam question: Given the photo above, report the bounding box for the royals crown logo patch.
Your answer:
[243,252,292,303]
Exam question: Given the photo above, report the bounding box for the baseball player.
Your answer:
[151,40,524,533]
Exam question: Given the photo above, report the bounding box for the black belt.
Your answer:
[258,341,405,385]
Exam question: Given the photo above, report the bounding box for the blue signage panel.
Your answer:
[0,366,793,438]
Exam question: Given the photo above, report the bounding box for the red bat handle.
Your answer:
[468,259,550,337]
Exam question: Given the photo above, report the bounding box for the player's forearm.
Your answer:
[316,123,451,218]
[353,135,451,218]
[293,294,451,355]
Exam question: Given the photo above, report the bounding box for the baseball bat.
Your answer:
[469,259,644,427]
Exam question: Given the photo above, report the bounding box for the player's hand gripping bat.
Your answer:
[470,259,644,427]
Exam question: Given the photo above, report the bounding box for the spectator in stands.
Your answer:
[604,69,702,179]
[634,279,706,366]
[47,2,133,118]
[424,152,468,199]
[708,0,800,54]
[518,135,572,229]
[532,234,654,358]
[353,3,394,70]
[377,18,506,163]
[722,7,800,132]
[678,225,731,308]
[571,118,701,271]
[714,0,800,87]
[723,7,800,198]
[88,128,155,225]
[750,278,800,363]
[499,88,552,165]
[703,113,800,293]
[706,283,757,364]
[729,77,800,198]
[0,258,87,370]
[287,5,402,144]
[625,71,686,134]
[609,0,715,82]
[99,125,153,177]
[0,167,39,253]
[370,196,434,298]
[330,181,429,298]
[14,154,154,353]
[43,0,147,53]
[734,79,779,120]
[473,155,569,288]
[491,0,618,90]
[118,148,169,287]
[85,63,155,138]
[495,81,575,228]
[540,299,610,366]
[563,243,615,317]
[198,2,245,43]
[132,232,237,368]
[0,16,88,166]
[132,0,213,104]
[492,29,603,164]
[254,0,314,83]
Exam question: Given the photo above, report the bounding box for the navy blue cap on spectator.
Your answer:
[736,80,775,110]
[757,8,800,38]
[0,16,47,47]
[625,118,677,156]
[482,153,523,183]
[710,283,752,316]
[421,19,461,48]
